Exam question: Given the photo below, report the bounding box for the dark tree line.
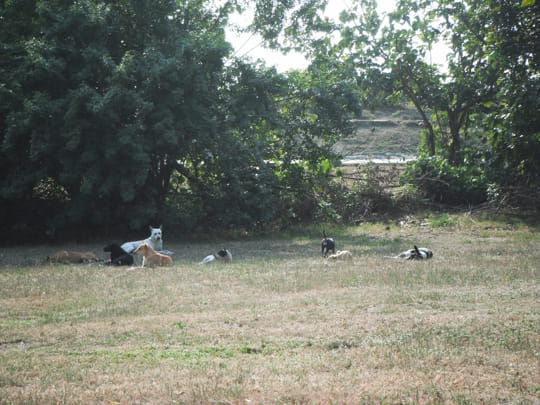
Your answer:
[0,0,360,239]
[1,0,538,241]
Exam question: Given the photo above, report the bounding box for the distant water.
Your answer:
[341,153,416,165]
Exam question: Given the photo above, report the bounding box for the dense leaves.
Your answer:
[401,155,487,205]
[481,0,540,191]
[284,0,539,207]
[0,0,361,238]
[1,0,538,240]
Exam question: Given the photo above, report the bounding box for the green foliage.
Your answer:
[401,155,487,205]
[1,0,195,232]
[429,213,456,228]
[0,0,363,239]
[316,164,401,224]
[277,0,538,211]
[480,0,540,196]
[3,0,537,239]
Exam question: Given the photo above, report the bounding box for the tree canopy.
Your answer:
[1,0,538,240]
[269,0,539,205]
[0,0,361,238]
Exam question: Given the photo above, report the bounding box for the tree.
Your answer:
[387,0,538,203]
[0,0,237,233]
[277,0,538,206]
[0,0,364,238]
[480,0,540,201]
[327,0,503,165]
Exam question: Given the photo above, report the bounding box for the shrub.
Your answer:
[401,155,488,205]
[429,213,457,227]
[319,163,399,223]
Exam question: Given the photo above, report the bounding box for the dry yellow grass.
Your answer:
[0,215,539,404]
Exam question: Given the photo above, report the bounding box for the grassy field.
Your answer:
[1,214,539,404]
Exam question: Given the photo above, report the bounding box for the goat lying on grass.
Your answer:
[43,251,101,264]
[386,246,433,260]
[133,242,173,267]
[326,250,353,261]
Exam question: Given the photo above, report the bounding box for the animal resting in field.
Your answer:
[199,248,233,264]
[103,243,134,266]
[326,250,353,261]
[121,225,163,253]
[386,246,433,260]
[133,242,173,267]
[43,250,101,264]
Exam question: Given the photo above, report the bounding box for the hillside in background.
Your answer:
[333,106,424,158]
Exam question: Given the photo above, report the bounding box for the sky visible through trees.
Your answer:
[227,0,450,72]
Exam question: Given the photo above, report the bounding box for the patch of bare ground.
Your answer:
[333,106,423,156]
[0,216,539,404]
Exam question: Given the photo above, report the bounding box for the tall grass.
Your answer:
[0,215,539,404]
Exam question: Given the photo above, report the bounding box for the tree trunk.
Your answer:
[407,90,436,156]
[423,117,437,157]
[447,109,462,165]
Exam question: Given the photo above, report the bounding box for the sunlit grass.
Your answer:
[0,215,539,403]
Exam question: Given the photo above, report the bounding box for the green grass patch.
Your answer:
[0,214,538,404]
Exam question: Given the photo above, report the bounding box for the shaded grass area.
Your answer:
[1,215,539,404]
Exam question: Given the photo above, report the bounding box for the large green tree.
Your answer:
[480,0,540,202]
[0,0,363,238]
[323,0,502,165]
[0,0,259,233]
[1,0,231,233]
[304,0,538,203]
[251,0,538,207]
[388,0,538,203]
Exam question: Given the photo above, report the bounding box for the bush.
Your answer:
[429,213,457,227]
[319,163,399,223]
[401,156,488,205]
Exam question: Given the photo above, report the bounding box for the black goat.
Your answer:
[321,230,336,258]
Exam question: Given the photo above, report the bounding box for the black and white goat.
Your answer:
[199,248,233,264]
[387,245,433,260]
[321,230,336,258]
